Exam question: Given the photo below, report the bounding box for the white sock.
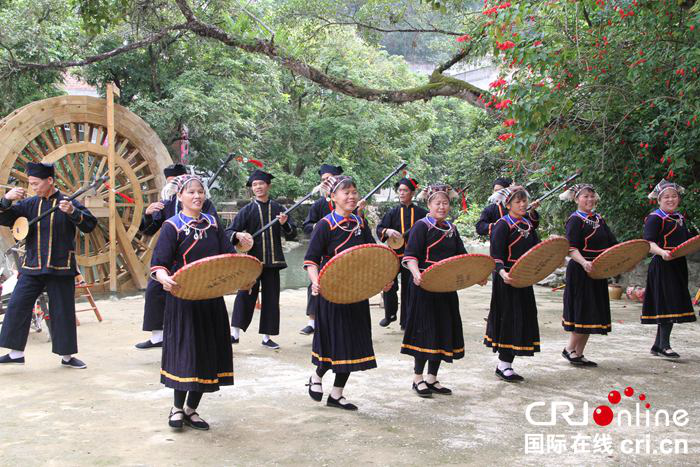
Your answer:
[307,319,315,328]
[150,330,163,344]
[262,334,270,343]
[497,360,512,372]
[62,355,72,362]
[231,327,240,339]
[9,350,24,359]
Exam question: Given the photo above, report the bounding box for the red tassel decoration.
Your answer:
[461,192,468,212]
[104,183,135,204]
[234,156,264,168]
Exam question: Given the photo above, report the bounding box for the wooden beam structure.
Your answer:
[107,84,118,293]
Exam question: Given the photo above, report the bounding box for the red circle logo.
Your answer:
[593,405,614,426]
[608,390,621,404]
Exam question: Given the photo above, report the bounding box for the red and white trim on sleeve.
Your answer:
[150,265,170,280]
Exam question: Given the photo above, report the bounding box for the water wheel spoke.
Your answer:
[84,152,100,182]
[11,168,28,183]
[54,126,67,146]
[116,138,130,156]
[39,132,56,152]
[69,123,78,143]
[82,124,91,143]
[125,149,140,165]
[131,160,149,173]
[63,152,81,184]
[29,141,46,158]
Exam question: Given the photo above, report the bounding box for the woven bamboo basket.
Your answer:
[420,254,495,292]
[508,236,569,288]
[318,244,399,304]
[589,239,649,279]
[171,253,262,300]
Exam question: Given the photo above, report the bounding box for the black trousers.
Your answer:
[0,274,77,355]
[142,278,166,331]
[232,267,281,335]
[382,267,410,326]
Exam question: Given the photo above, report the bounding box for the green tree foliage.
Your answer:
[471,0,699,238]
[0,0,83,115]
[2,0,697,239]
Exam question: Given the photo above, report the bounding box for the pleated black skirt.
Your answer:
[401,282,465,362]
[312,297,377,373]
[484,272,540,356]
[161,295,234,392]
[641,255,696,324]
[562,261,611,334]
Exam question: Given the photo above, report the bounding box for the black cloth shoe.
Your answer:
[561,348,584,366]
[306,376,323,402]
[61,357,87,369]
[261,339,280,349]
[299,325,314,335]
[562,348,584,366]
[651,346,680,359]
[495,368,524,382]
[577,356,598,367]
[379,315,397,327]
[169,408,184,430]
[184,411,210,430]
[135,340,162,350]
[0,354,25,365]
[426,381,452,395]
[327,395,358,411]
[412,380,433,398]
[231,336,239,344]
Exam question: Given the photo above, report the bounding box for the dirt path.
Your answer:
[1,285,699,466]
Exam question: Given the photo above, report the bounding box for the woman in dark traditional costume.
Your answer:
[560,184,618,367]
[151,175,235,431]
[484,186,541,382]
[401,184,475,398]
[304,176,391,411]
[642,180,696,359]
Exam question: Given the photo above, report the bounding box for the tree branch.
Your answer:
[3,0,493,109]
[307,16,464,36]
[176,0,491,107]
[4,24,189,72]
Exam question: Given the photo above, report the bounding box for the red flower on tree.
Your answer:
[498,133,515,141]
[497,40,516,50]
[494,99,512,110]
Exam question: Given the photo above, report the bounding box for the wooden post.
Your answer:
[106,84,119,293]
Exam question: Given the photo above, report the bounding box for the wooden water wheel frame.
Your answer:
[0,96,173,292]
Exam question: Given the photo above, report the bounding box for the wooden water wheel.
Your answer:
[0,95,173,292]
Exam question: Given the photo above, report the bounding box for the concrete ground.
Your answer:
[1,284,699,466]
